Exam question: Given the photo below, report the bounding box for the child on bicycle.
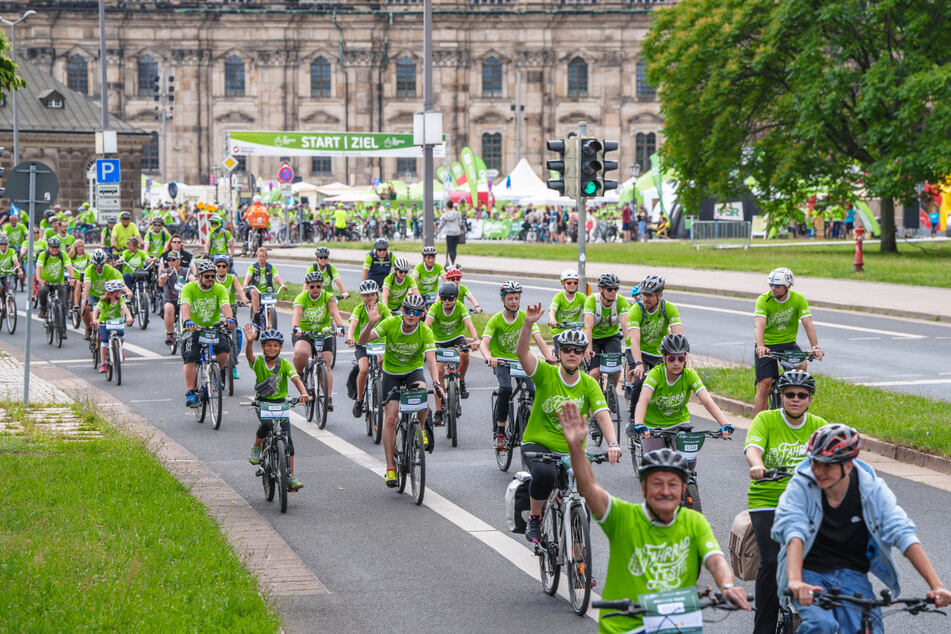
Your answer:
[244,324,309,492]
[90,279,134,373]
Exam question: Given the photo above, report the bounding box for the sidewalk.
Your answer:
[267,246,951,321]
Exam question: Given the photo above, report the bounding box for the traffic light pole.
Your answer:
[576,121,588,294]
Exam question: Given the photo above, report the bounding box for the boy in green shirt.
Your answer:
[91,280,134,373]
[291,271,347,412]
[424,282,480,424]
[346,279,392,419]
[413,246,445,301]
[381,258,419,313]
[547,269,586,340]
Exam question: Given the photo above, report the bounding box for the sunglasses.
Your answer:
[404,309,424,317]
[665,355,686,363]
[602,287,619,292]
[308,284,323,290]
[564,281,579,286]
[317,256,328,260]
[168,258,180,262]
[215,264,228,268]
[770,284,786,289]
[200,274,215,280]
[783,391,811,400]
[560,346,584,355]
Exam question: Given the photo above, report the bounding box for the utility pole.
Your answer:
[153,71,174,183]
[422,0,435,248]
[98,0,108,132]
[515,71,522,163]
[576,121,587,291]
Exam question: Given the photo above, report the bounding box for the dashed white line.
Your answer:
[859,378,951,387]
[848,336,881,341]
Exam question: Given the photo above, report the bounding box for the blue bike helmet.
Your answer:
[259,329,284,344]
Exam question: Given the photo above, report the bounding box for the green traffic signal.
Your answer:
[583,180,599,196]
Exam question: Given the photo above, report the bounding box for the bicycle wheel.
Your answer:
[567,502,593,616]
[768,382,782,410]
[111,337,122,386]
[539,499,561,596]
[266,306,278,330]
[226,355,235,397]
[262,442,276,502]
[137,290,149,330]
[330,334,337,369]
[91,333,100,369]
[208,363,223,430]
[683,480,702,511]
[395,420,408,493]
[446,379,458,447]
[363,385,373,436]
[105,342,114,382]
[315,364,329,429]
[5,294,15,334]
[70,305,81,330]
[304,366,316,422]
[276,437,289,514]
[371,378,383,445]
[196,370,207,424]
[409,422,426,505]
[494,391,514,472]
[515,402,531,470]
[607,386,621,443]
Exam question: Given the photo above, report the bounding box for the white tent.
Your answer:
[494,159,553,201]
[640,181,680,221]
[324,189,380,203]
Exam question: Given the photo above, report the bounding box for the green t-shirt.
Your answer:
[305,262,339,285]
[482,310,539,361]
[333,208,348,228]
[120,248,148,274]
[382,272,419,311]
[207,229,232,255]
[71,253,91,276]
[216,273,236,304]
[627,300,682,356]
[293,290,335,332]
[250,357,298,401]
[54,232,77,250]
[458,283,476,304]
[642,365,706,427]
[179,280,230,327]
[0,247,18,272]
[112,222,140,249]
[522,361,607,453]
[584,294,630,339]
[754,290,812,346]
[84,263,122,297]
[4,223,27,247]
[414,262,445,294]
[371,315,436,375]
[426,300,471,343]
[96,296,127,322]
[596,498,722,634]
[245,263,278,292]
[350,302,391,345]
[549,291,586,336]
[37,249,71,283]
[145,229,172,257]
[745,409,828,509]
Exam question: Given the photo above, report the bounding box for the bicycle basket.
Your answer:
[258,402,289,420]
[507,360,526,378]
[398,388,429,413]
[600,352,623,374]
[198,329,220,344]
[674,432,706,461]
[366,342,385,356]
[261,292,278,305]
[436,347,460,364]
[423,292,439,304]
[637,588,703,633]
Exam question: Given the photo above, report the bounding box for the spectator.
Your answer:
[440,200,464,268]
[844,203,855,239]
[929,204,940,238]
[637,204,649,242]
[621,203,632,242]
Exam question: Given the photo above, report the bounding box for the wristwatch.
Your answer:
[634,361,643,366]
[609,442,619,447]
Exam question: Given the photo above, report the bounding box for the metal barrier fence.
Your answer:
[689,220,752,249]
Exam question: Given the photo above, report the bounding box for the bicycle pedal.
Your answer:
[254,468,264,477]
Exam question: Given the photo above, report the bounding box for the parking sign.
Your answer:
[96,159,121,183]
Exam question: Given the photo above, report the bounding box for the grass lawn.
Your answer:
[0,402,281,632]
[306,239,951,288]
[698,367,951,458]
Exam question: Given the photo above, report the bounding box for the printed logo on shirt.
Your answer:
[497,328,519,352]
[765,441,808,470]
[627,536,692,592]
[389,341,420,361]
[541,394,587,425]
[767,306,795,330]
[191,295,218,323]
[302,304,326,326]
[651,392,689,417]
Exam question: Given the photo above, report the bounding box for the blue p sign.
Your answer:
[96,159,121,183]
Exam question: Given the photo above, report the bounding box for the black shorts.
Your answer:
[334,225,347,237]
[293,333,333,356]
[381,368,426,403]
[181,330,231,364]
[754,341,802,383]
[590,333,622,370]
[354,344,367,362]
[436,335,467,349]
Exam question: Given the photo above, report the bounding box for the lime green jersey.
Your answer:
[71,253,91,276]
[120,248,148,274]
[351,302,391,344]
[305,262,340,285]
[642,365,705,427]
[522,361,607,453]
[584,294,630,339]
[754,290,811,346]
[216,274,237,304]
[414,262,445,294]
[549,291,586,336]
[179,280,230,327]
[37,249,71,283]
[382,272,418,312]
[84,263,122,297]
[0,247,18,272]
[426,300,471,343]
[207,229,232,255]
[371,315,435,375]
[483,310,539,361]
[745,409,828,509]
[144,228,172,258]
[3,223,27,248]
[293,290,335,332]
[96,296,127,322]
[250,357,298,401]
[627,300,682,356]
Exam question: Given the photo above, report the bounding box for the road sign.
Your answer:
[96,183,120,197]
[96,197,121,211]
[223,155,239,171]
[168,182,179,199]
[6,161,59,219]
[96,159,121,183]
[278,162,294,184]
[281,183,292,198]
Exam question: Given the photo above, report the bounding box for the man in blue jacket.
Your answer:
[772,424,951,633]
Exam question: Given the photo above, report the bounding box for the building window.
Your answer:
[67,54,88,95]
[225,55,245,97]
[396,157,417,177]
[567,57,588,97]
[396,56,416,98]
[635,132,656,172]
[142,131,160,172]
[137,55,158,97]
[311,156,332,173]
[481,132,502,173]
[482,56,502,98]
[636,60,656,99]
[310,56,332,98]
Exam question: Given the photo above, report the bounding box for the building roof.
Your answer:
[0,59,145,135]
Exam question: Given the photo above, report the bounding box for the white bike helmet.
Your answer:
[767,267,794,287]
[560,269,580,282]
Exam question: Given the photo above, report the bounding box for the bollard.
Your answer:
[853,224,865,273]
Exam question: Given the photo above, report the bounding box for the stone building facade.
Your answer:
[12,0,669,188]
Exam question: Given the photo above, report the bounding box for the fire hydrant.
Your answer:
[853,225,865,273]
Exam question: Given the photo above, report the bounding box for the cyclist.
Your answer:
[52,218,77,250]
[111,211,141,253]
[162,234,194,272]
[347,280,392,418]
[291,271,347,412]
[332,204,348,242]
[559,401,751,632]
[306,247,349,299]
[243,247,287,328]
[158,250,191,347]
[742,370,828,633]
[629,334,734,449]
[547,269,586,350]
[362,238,395,289]
[774,424,951,632]
[243,325,309,492]
[0,234,23,283]
[754,267,823,413]
[381,257,419,313]
[358,293,443,485]
[583,273,629,434]
[117,236,150,291]
[180,260,237,408]
[213,254,247,378]
[424,282,480,423]
[144,218,172,260]
[204,216,234,260]
[90,280,135,373]
[3,213,27,252]
[443,266,483,314]
[82,249,126,339]
[481,280,554,450]
[413,246,445,303]
[244,195,271,248]
[36,236,74,328]
[68,241,90,314]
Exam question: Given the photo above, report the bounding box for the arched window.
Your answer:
[142,131,160,172]
[137,55,158,97]
[311,56,331,98]
[396,56,416,98]
[567,57,587,97]
[225,55,245,97]
[481,132,502,173]
[482,56,502,98]
[635,132,657,172]
[636,60,656,99]
[67,54,88,94]
[396,157,417,177]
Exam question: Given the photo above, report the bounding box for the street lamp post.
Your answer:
[211,163,221,205]
[0,10,36,165]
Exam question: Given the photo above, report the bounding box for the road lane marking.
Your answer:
[710,341,745,346]
[130,398,173,403]
[848,336,880,341]
[858,378,951,387]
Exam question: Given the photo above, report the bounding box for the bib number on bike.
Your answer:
[259,403,289,419]
[508,361,526,378]
[399,389,429,413]
[198,331,220,344]
[261,293,277,306]
[674,432,706,461]
[638,588,703,633]
[105,318,125,331]
[600,352,623,374]
[436,349,460,364]
[366,342,385,356]
[174,279,185,292]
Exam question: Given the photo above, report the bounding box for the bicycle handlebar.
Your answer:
[759,469,794,482]
[784,588,943,615]
[594,588,753,618]
[522,451,608,464]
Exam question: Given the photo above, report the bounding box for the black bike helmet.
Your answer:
[777,370,816,395]
[259,329,284,344]
[402,294,426,312]
[422,246,437,256]
[0,234,8,245]
[807,424,860,464]
[598,273,620,288]
[660,334,690,355]
[304,271,324,284]
[638,448,690,482]
[499,280,522,297]
[43,209,55,219]
[374,238,389,250]
[359,280,380,295]
[640,275,665,294]
[438,282,459,301]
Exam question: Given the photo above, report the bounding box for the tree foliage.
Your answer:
[0,33,24,99]
[643,0,951,251]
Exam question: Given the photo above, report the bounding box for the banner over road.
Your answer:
[226,130,446,158]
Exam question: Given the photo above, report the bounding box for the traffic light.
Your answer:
[600,140,619,192]
[546,136,578,199]
[167,75,175,103]
[152,75,161,101]
[579,138,603,197]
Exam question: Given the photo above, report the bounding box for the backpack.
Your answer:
[505,472,533,533]
[593,296,620,327]
[636,299,671,329]
[251,262,274,289]
[729,510,760,581]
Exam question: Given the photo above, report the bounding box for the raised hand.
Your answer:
[525,302,544,324]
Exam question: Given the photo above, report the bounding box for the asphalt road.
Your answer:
[6,267,951,633]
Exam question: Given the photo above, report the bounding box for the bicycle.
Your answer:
[43,282,70,348]
[629,422,730,511]
[0,271,17,334]
[781,588,946,634]
[422,292,439,309]
[594,586,752,631]
[300,327,333,428]
[591,352,624,447]
[362,342,386,444]
[244,397,299,514]
[256,288,279,330]
[192,322,226,430]
[436,343,470,448]
[222,302,245,396]
[388,385,432,506]
[491,359,534,472]
[525,450,608,616]
[98,318,126,385]
[123,263,154,330]
[764,349,818,409]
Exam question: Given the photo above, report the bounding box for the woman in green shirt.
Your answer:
[68,241,91,314]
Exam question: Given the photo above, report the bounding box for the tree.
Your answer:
[643,0,951,252]
[0,34,24,97]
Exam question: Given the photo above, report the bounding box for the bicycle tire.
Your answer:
[768,383,782,410]
[208,363,223,430]
[683,480,702,511]
[105,341,114,382]
[371,377,383,444]
[496,413,514,472]
[515,402,531,471]
[5,294,15,334]
[45,312,54,344]
[196,371,208,424]
[316,364,329,429]
[91,332,100,369]
[629,438,644,471]
[138,290,149,330]
[607,386,620,443]
[395,420,408,493]
[111,337,122,386]
[363,384,372,436]
[262,442,276,502]
[276,437,289,514]
[226,355,235,397]
[70,305,81,330]
[540,498,561,596]
[304,366,316,422]
[567,503,593,616]
[410,422,426,505]
[330,335,337,369]
[54,302,64,348]
[446,379,458,447]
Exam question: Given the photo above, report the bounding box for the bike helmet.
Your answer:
[421,246,437,256]
[120,210,132,220]
[359,279,380,295]
[598,273,620,288]
[259,329,284,344]
[777,370,816,395]
[91,249,108,266]
[47,237,62,248]
[252,195,262,203]
[806,424,860,464]
[499,280,522,296]
[104,280,125,293]
[209,216,222,225]
[0,234,8,245]
[152,217,164,225]
[314,246,330,258]
[196,260,216,275]
[438,282,459,301]
[768,267,794,287]
[43,209,55,219]
[374,238,389,250]
[638,448,690,483]
[555,328,588,348]
[640,274,666,294]
[659,333,690,355]
[394,257,411,272]
[304,271,324,284]
[560,269,580,282]
[402,294,426,312]
[212,254,231,265]
[444,267,462,281]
